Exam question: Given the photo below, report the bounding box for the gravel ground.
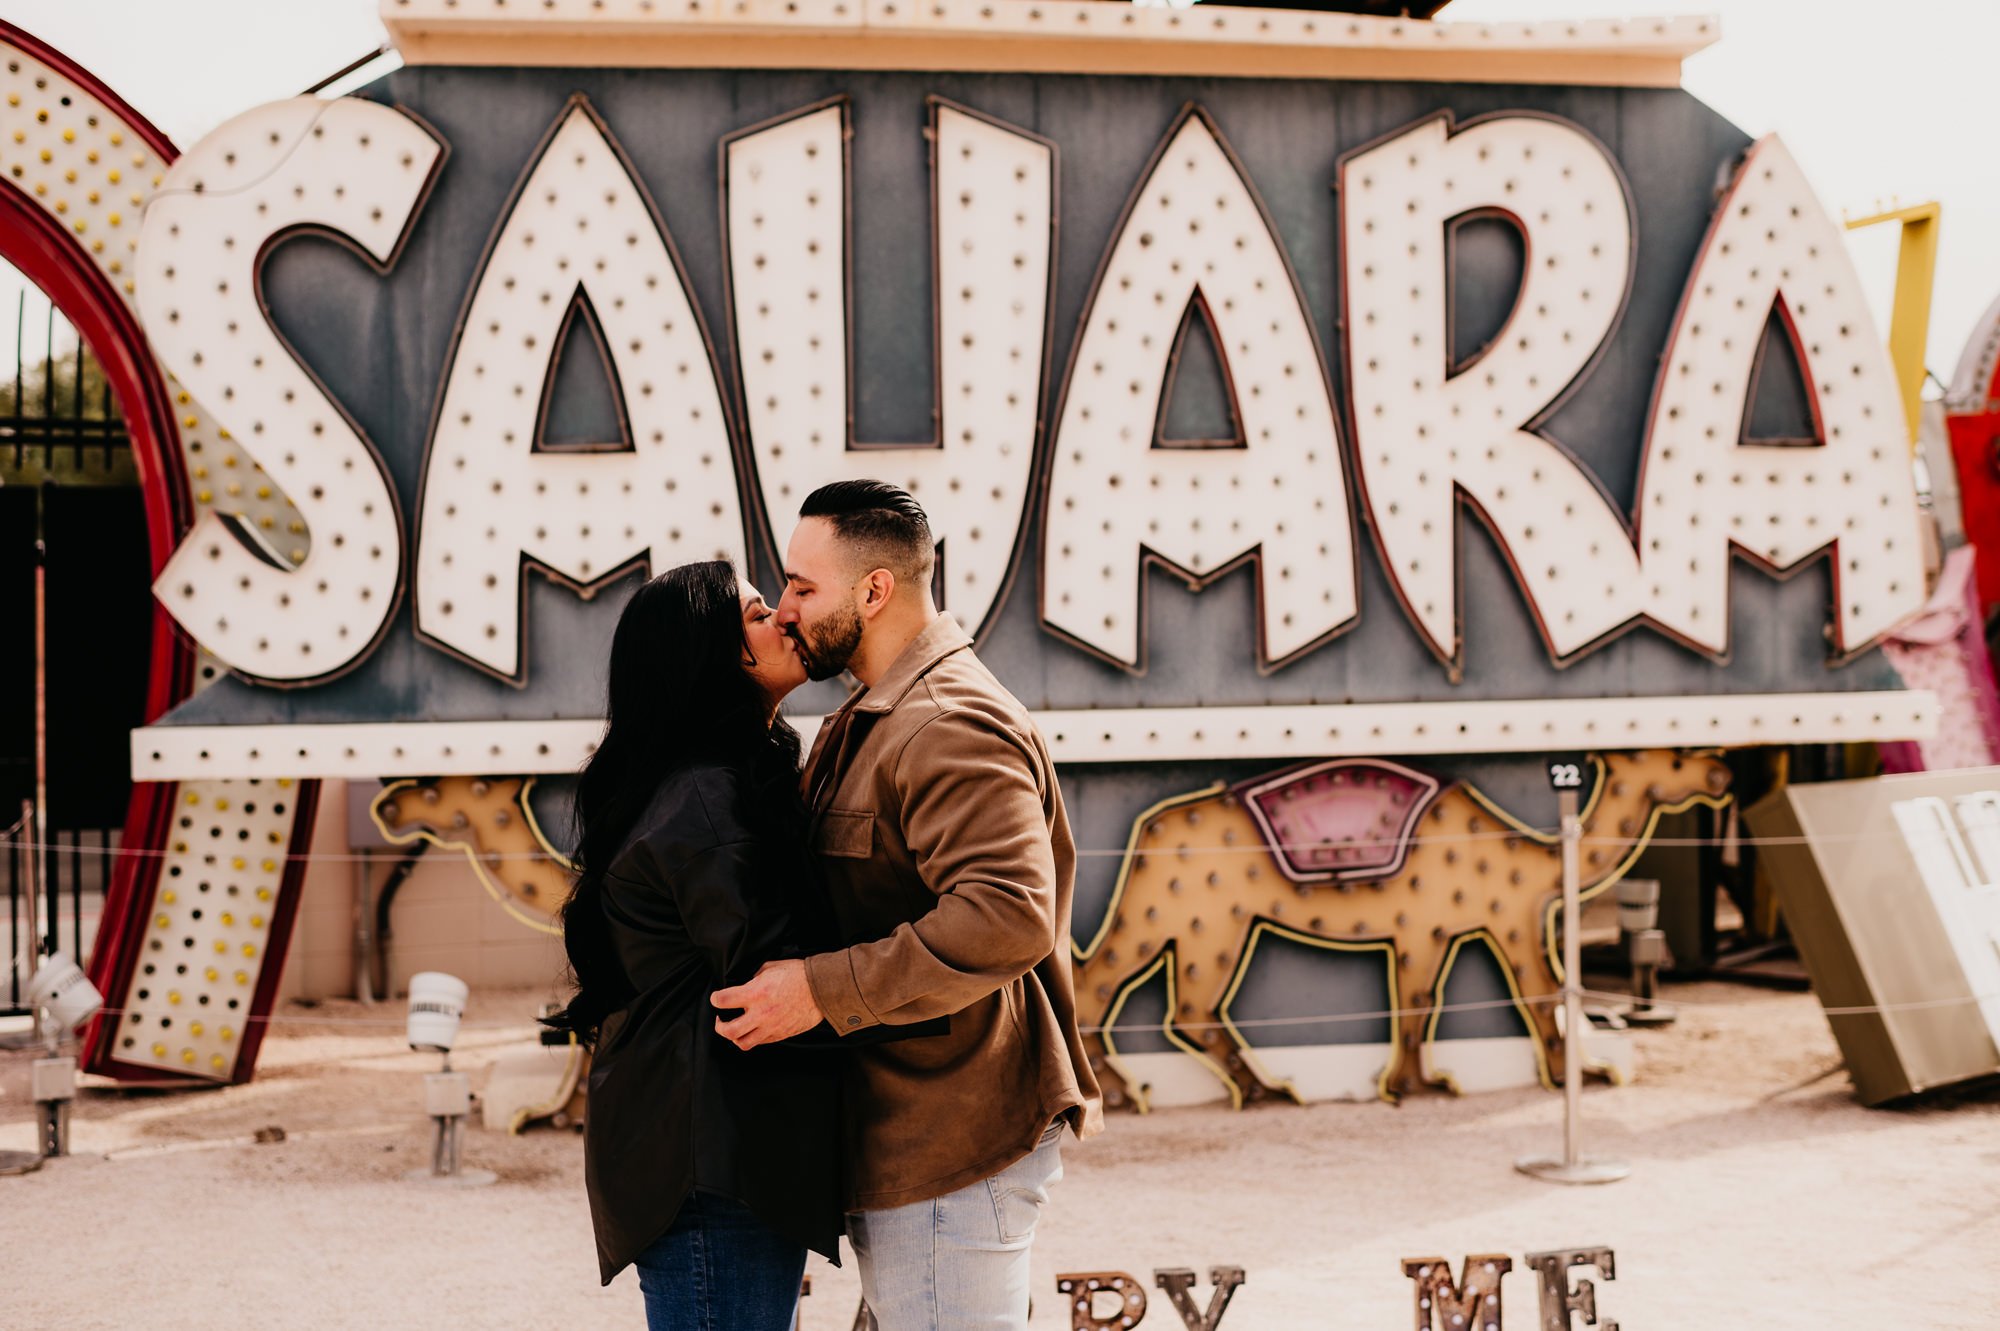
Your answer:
[4,981,1996,1329]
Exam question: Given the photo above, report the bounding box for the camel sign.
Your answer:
[121,13,1936,785]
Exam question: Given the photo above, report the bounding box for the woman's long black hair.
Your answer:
[547,560,804,1045]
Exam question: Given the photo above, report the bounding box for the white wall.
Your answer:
[277,779,569,1003]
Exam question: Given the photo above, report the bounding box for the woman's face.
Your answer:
[740,580,808,705]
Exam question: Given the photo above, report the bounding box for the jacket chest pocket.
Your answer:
[813,808,875,859]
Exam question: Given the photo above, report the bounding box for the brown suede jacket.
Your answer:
[800,613,1104,1210]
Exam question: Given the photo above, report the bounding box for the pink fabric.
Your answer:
[1881,546,2000,772]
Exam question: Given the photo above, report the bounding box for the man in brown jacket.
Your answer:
[713,479,1102,1328]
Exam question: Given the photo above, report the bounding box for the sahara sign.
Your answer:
[120,7,1934,781]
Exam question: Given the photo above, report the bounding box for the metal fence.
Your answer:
[2,289,132,1016]
[1,289,128,476]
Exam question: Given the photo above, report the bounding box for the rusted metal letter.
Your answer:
[1153,1266,1245,1331]
[1057,1272,1149,1329]
[1523,1247,1617,1331]
[1402,1255,1512,1331]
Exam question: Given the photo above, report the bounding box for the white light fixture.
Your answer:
[403,972,493,1185]
[406,970,468,1056]
[10,952,106,1166]
[27,951,104,1036]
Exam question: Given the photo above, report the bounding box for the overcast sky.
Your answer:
[3,0,1994,387]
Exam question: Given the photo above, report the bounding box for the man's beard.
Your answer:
[792,598,864,682]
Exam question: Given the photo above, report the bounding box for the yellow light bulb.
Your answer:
[161,890,177,905]
[234,971,249,986]
[204,967,219,982]
[211,1055,227,1071]
[154,913,171,929]
[213,940,228,954]
[151,1042,167,1058]
[220,1027,235,1042]
[231,857,246,871]
[242,944,258,959]
[167,991,181,1005]
[181,1049,195,1065]
[189,1022,204,1037]
[220,913,235,927]
[256,888,272,902]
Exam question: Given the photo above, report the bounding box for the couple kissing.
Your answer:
[548,479,1105,1330]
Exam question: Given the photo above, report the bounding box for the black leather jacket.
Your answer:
[582,762,852,1284]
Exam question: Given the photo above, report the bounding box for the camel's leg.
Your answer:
[1388,940,1446,1099]
[1081,1028,1137,1112]
[1178,939,1286,1105]
[1516,962,1566,1089]
[1074,957,1143,1112]
[1507,903,1567,1088]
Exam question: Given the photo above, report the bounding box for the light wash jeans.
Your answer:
[848,1120,1067,1330]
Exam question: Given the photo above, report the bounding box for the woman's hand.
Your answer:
[712,960,825,1050]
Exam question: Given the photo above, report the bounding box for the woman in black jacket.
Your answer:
[548,559,852,1329]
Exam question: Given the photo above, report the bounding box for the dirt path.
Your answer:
[3,981,1994,1329]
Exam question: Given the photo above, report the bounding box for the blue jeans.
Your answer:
[633,1190,807,1331]
[848,1121,1067,1330]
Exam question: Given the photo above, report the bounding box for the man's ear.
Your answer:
[858,568,898,619]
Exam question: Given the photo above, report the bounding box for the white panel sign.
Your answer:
[138,98,439,683]
[725,99,1050,632]
[1889,793,2000,1048]
[1042,109,1358,671]
[415,98,745,681]
[131,687,1937,780]
[109,779,299,1081]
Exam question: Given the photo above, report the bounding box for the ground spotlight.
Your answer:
[403,972,493,1187]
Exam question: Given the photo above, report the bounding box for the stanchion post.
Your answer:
[1517,758,1630,1186]
[1559,786,1582,1165]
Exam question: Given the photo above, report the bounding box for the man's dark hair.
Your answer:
[799,479,935,588]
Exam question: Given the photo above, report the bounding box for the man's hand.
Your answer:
[712,959,824,1050]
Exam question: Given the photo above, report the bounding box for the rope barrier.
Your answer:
[0,824,1959,862]
[32,985,1998,1039]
